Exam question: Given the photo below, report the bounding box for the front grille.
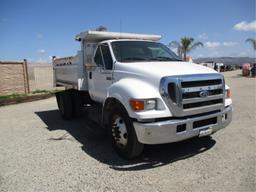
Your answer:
[183,99,223,109]
[183,89,223,99]
[181,79,222,87]
[180,78,224,111]
[160,74,225,116]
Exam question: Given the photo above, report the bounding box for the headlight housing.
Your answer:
[129,99,156,111]
[225,89,231,98]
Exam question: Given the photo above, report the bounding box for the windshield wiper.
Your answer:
[121,56,182,62]
[152,56,182,61]
[122,57,148,62]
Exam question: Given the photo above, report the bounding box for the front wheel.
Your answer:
[108,104,144,159]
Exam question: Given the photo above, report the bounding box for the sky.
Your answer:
[0,0,255,63]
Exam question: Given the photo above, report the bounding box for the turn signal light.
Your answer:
[129,100,144,111]
[226,89,231,98]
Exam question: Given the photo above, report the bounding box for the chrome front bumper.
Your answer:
[133,106,232,144]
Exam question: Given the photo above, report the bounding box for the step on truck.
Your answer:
[53,30,232,159]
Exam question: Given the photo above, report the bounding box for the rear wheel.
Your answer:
[108,104,144,159]
[56,91,73,120]
[70,90,83,117]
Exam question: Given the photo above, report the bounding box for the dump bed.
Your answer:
[53,52,88,90]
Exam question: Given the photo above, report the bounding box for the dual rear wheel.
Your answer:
[56,90,83,119]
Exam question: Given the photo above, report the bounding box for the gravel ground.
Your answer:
[0,70,255,192]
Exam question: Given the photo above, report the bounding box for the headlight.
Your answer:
[129,99,156,111]
[145,100,156,110]
[225,89,231,98]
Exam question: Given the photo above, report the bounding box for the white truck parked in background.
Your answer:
[53,30,232,159]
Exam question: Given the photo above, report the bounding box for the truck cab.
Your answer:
[53,30,232,159]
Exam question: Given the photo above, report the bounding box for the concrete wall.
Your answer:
[0,61,29,96]
[29,66,54,91]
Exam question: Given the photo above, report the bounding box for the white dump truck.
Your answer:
[53,30,232,159]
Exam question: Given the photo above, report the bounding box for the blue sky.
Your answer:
[0,0,255,62]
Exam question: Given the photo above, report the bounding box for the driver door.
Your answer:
[88,43,114,102]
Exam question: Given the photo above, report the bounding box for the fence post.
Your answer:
[52,56,56,87]
[23,59,30,94]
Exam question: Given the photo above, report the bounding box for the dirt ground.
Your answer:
[0,70,255,192]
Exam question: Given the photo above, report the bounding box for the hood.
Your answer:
[116,61,217,79]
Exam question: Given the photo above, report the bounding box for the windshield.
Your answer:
[111,41,181,62]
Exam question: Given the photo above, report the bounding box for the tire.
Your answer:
[56,91,73,120]
[108,103,144,159]
[70,90,83,117]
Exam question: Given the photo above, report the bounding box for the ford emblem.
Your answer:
[199,90,209,97]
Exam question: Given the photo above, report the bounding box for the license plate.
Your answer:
[199,128,213,137]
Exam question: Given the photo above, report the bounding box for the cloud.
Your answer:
[36,33,43,39]
[233,20,256,32]
[198,33,208,40]
[222,42,238,46]
[205,41,238,48]
[205,41,221,48]
[38,49,46,54]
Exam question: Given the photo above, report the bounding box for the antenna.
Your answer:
[120,20,122,36]
[119,20,123,60]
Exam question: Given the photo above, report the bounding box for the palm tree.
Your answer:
[169,37,203,61]
[245,38,256,50]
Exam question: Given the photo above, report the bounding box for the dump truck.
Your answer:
[53,30,232,159]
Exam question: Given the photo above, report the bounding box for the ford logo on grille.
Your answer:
[199,90,209,97]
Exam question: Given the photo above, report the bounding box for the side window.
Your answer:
[94,46,103,67]
[101,43,113,70]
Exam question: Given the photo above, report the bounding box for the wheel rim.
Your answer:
[112,115,128,148]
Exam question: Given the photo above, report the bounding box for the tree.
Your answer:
[169,37,203,61]
[245,38,256,50]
